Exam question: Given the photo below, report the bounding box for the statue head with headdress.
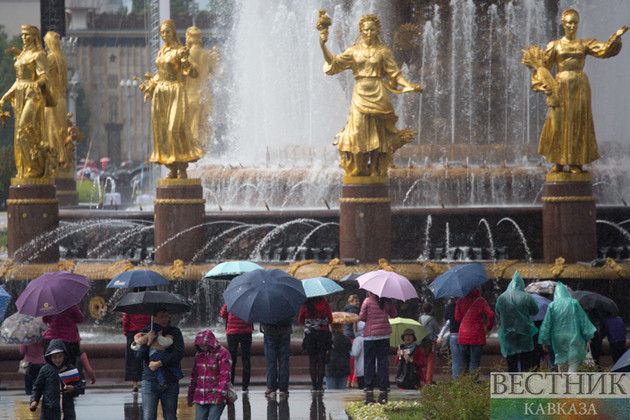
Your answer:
[21,24,43,51]
[186,25,203,47]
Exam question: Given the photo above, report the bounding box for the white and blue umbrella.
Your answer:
[1,313,47,345]
[203,261,264,280]
[0,285,11,323]
[301,277,344,298]
[106,270,170,288]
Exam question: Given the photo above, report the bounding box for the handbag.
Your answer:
[18,360,32,375]
[584,342,596,368]
[227,382,239,404]
[395,358,420,390]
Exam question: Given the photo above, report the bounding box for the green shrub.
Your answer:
[77,180,103,203]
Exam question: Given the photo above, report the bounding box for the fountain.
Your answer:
[1,0,630,333]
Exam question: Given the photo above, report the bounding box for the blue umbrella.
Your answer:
[106,270,170,288]
[203,261,264,280]
[530,293,551,321]
[428,264,489,299]
[0,285,11,323]
[223,269,306,324]
[301,277,344,298]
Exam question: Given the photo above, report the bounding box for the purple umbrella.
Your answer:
[357,270,418,301]
[16,271,89,317]
[530,293,551,322]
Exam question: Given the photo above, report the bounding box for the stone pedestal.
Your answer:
[542,173,596,264]
[154,179,205,264]
[339,177,391,263]
[54,177,79,207]
[7,178,59,263]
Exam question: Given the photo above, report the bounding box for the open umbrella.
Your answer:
[301,277,344,298]
[571,291,619,314]
[16,271,89,317]
[340,273,363,282]
[0,313,47,345]
[524,280,572,295]
[428,264,488,298]
[530,293,552,322]
[223,269,306,324]
[357,270,418,301]
[332,311,359,324]
[0,285,11,323]
[112,291,192,315]
[389,317,428,347]
[202,261,264,280]
[611,348,630,373]
[106,270,170,289]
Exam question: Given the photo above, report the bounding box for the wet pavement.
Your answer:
[0,383,422,420]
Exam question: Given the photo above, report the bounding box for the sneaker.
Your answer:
[242,386,249,393]
[278,389,289,396]
[132,387,138,393]
[264,388,277,397]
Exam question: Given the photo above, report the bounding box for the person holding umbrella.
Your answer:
[299,296,333,392]
[539,282,595,372]
[359,291,397,391]
[261,316,293,397]
[455,287,495,375]
[221,303,253,392]
[135,307,185,420]
[495,272,540,373]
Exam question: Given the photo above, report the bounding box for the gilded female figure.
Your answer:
[0,24,54,179]
[139,20,204,179]
[43,31,69,172]
[319,14,422,178]
[531,10,628,174]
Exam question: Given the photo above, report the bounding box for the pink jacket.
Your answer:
[359,295,397,337]
[455,289,495,345]
[43,305,84,343]
[220,304,253,335]
[20,340,46,364]
[187,329,232,405]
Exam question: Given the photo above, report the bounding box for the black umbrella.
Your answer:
[571,291,619,314]
[112,291,192,315]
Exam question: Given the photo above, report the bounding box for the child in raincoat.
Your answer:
[495,272,540,372]
[187,329,232,420]
[30,339,84,420]
[539,282,596,372]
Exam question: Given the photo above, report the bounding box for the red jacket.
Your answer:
[123,313,152,336]
[395,344,427,384]
[43,305,84,343]
[298,297,333,332]
[455,290,495,345]
[221,304,253,335]
[359,295,397,337]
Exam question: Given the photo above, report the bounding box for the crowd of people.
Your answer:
[19,276,627,420]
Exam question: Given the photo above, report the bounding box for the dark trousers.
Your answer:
[506,350,536,373]
[227,333,252,389]
[364,339,390,390]
[611,341,627,364]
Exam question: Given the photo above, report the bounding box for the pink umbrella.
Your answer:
[357,270,418,301]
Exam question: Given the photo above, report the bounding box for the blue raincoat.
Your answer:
[538,282,596,365]
[495,272,539,357]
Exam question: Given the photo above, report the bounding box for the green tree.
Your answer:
[171,0,193,15]
[75,87,91,160]
[132,0,148,14]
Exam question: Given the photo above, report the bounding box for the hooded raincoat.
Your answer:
[538,282,596,365]
[31,339,83,420]
[495,272,540,357]
[187,330,232,405]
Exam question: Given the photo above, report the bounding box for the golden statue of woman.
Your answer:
[0,24,55,179]
[526,9,628,175]
[318,13,423,178]
[43,31,69,175]
[138,20,204,179]
[185,26,219,149]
